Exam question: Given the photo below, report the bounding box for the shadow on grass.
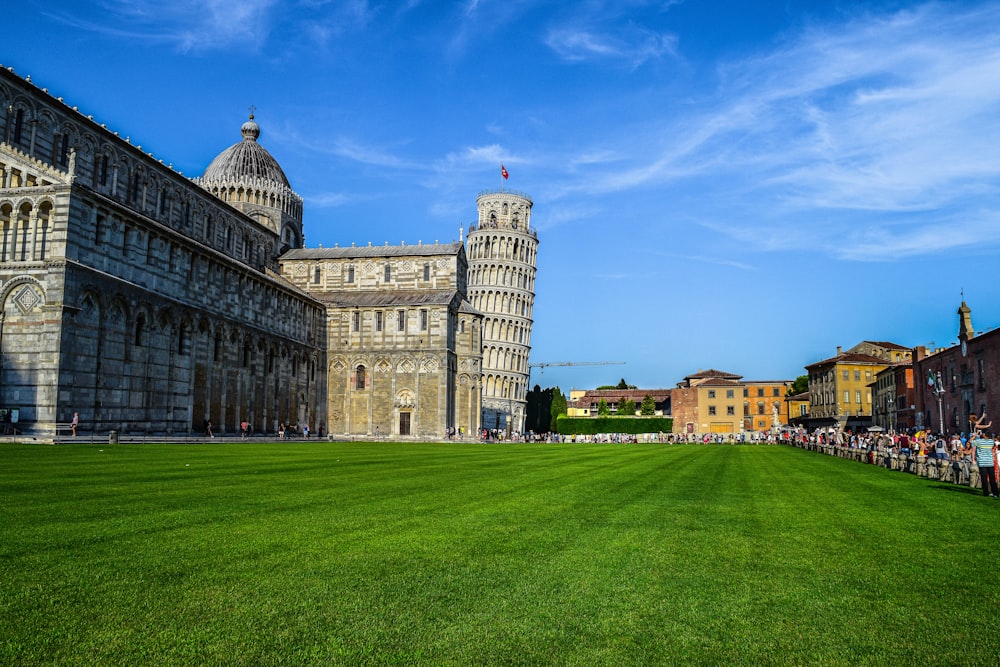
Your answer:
[927,483,987,496]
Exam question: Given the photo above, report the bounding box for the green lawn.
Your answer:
[1,442,997,666]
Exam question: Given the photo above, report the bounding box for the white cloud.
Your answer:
[52,0,374,52]
[544,25,677,67]
[550,3,1000,261]
[307,192,351,207]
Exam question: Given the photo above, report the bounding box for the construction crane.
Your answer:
[527,361,625,387]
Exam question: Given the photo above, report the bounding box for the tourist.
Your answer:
[973,434,998,497]
[933,436,949,460]
[71,412,79,437]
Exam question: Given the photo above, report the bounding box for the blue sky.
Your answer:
[7,0,1000,394]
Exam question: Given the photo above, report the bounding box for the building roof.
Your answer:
[282,242,463,261]
[567,388,672,409]
[683,369,742,381]
[859,340,911,351]
[201,116,291,188]
[805,352,891,369]
[311,289,465,309]
[694,378,743,387]
[572,389,673,400]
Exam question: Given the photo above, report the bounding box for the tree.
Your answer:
[788,375,809,396]
[640,395,656,415]
[597,398,611,416]
[525,385,554,433]
[616,398,636,416]
[550,387,567,432]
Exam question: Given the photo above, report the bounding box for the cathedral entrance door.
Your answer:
[399,412,411,436]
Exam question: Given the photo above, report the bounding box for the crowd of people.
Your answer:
[779,413,998,497]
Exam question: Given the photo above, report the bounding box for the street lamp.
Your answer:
[933,371,945,435]
[886,394,893,432]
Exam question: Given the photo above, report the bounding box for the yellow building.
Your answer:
[740,380,791,432]
[670,370,793,435]
[805,341,911,432]
[786,392,811,426]
[671,370,743,434]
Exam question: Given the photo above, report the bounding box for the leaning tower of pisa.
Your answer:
[465,190,539,436]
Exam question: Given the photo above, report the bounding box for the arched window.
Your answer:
[134,314,146,347]
[0,203,12,261]
[356,365,366,390]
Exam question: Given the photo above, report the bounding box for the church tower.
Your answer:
[466,191,539,435]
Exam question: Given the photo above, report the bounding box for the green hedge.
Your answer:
[555,416,673,435]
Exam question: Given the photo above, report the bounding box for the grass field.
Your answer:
[1,442,998,666]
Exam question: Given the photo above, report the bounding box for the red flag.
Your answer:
[501,164,509,180]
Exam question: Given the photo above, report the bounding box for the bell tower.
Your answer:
[465,190,539,436]
[958,300,974,343]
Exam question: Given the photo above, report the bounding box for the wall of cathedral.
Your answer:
[0,69,283,274]
[0,66,326,436]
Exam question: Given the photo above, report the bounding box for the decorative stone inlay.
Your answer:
[422,357,438,372]
[13,284,41,313]
[332,359,347,372]
[398,358,414,373]
[400,261,413,272]
[395,389,415,408]
[375,358,391,373]
[363,260,377,276]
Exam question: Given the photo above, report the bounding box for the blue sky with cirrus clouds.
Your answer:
[7,0,1000,392]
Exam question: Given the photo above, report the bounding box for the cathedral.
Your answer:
[0,65,538,439]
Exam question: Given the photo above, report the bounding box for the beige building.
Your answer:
[466,191,538,434]
[279,243,482,438]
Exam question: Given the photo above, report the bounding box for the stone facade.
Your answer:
[279,244,482,439]
[0,65,500,440]
[466,191,538,433]
[0,65,327,435]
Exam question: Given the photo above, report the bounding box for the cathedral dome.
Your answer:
[201,114,291,188]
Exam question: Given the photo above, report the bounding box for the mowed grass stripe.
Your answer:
[1,443,997,666]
